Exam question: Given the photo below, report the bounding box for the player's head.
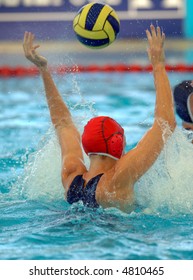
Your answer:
[82,116,125,160]
[173,80,193,124]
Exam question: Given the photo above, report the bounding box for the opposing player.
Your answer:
[173,80,193,131]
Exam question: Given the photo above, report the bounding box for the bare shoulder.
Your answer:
[95,165,134,211]
[105,149,137,187]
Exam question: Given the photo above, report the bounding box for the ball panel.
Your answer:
[107,13,120,36]
[78,2,94,28]
[76,34,109,48]
[85,3,104,31]
[92,5,112,31]
[110,10,120,24]
[73,14,80,28]
[103,21,115,43]
[74,24,108,40]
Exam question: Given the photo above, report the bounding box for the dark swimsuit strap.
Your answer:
[67,173,103,208]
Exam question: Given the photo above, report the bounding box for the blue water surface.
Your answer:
[1,72,193,260]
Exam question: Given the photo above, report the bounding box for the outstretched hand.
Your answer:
[23,32,47,69]
[146,24,165,67]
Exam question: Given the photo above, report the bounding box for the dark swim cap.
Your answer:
[82,116,125,160]
[173,80,193,123]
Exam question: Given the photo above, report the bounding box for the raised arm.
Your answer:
[23,32,74,130]
[114,24,176,184]
[23,32,86,190]
[146,25,175,128]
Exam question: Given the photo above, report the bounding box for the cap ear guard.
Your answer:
[107,133,124,159]
[187,94,193,123]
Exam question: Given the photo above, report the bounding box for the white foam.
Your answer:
[14,127,64,201]
[13,123,90,202]
[135,128,193,214]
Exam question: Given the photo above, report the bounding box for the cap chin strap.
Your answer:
[187,94,193,123]
[88,152,119,161]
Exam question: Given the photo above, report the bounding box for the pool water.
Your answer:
[1,72,193,260]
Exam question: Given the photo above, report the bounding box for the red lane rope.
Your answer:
[1,64,193,77]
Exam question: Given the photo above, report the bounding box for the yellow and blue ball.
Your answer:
[73,2,120,49]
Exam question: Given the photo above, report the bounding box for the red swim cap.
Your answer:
[82,116,125,160]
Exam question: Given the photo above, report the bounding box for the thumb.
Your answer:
[34,44,40,50]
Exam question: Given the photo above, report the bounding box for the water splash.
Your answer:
[135,128,193,214]
[10,127,63,201]
[10,123,90,202]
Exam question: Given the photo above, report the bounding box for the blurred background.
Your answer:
[0,0,193,66]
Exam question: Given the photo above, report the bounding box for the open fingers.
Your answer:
[156,26,165,42]
[161,31,165,46]
[23,31,31,52]
[23,33,28,57]
[23,31,34,46]
[23,31,28,44]
[23,31,29,53]
[156,26,162,40]
[146,29,152,44]
[150,24,157,39]
[29,32,35,48]
[23,31,37,58]
[146,24,165,45]
[25,31,31,45]
[146,24,157,44]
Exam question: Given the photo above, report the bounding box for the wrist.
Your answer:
[152,62,165,71]
[38,64,49,73]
